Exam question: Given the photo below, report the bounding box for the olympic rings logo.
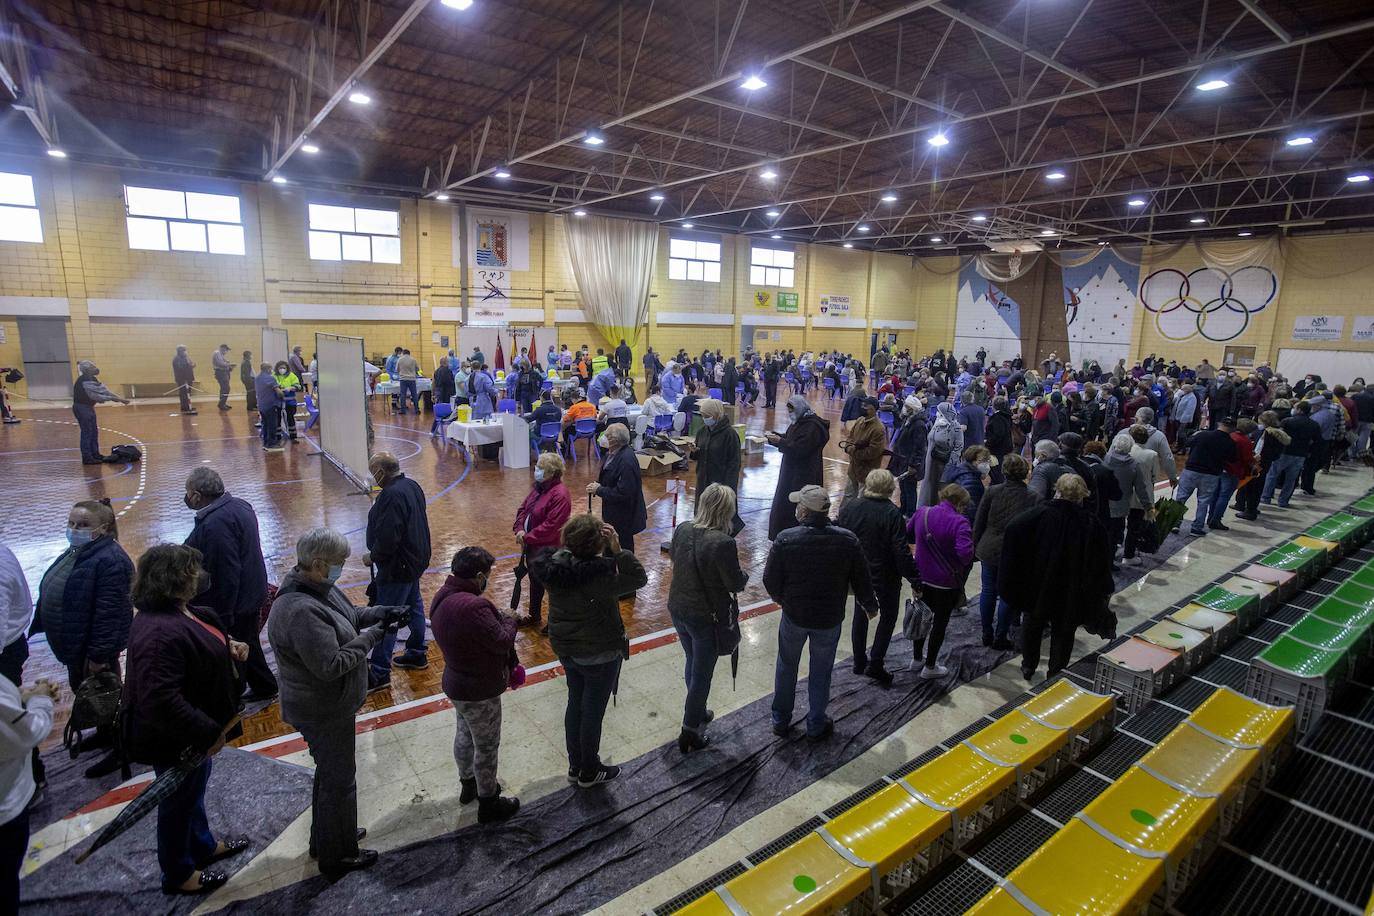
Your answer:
[1138,265,1277,342]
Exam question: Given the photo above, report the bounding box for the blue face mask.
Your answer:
[533,467,546,483]
[323,563,344,585]
[66,528,94,548]
[703,417,718,428]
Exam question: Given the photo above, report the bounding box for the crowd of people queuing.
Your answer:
[3,334,1372,906]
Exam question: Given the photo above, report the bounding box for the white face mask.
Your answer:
[976,461,991,475]
[533,467,546,483]
[597,434,610,449]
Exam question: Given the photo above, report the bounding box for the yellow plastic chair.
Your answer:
[823,783,950,880]
[966,885,1036,914]
[901,744,1017,844]
[1017,679,1114,738]
[1137,723,1260,833]
[965,712,1067,773]
[1187,687,1294,752]
[673,889,734,915]
[721,833,869,916]
[1293,534,1340,559]
[1076,765,1218,868]
[991,819,1167,915]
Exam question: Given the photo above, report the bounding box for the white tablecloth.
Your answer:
[374,379,432,395]
[447,419,505,450]
[446,414,530,468]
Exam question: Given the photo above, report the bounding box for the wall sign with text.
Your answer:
[1351,316,1374,342]
[817,294,851,318]
[777,292,799,313]
[1291,315,1344,341]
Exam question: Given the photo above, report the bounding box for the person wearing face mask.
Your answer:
[254,363,285,451]
[267,528,410,879]
[182,467,276,702]
[941,445,993,521]
[921,401,964,507]
[121,544,250,895]
[71,360,130,465]
[766,396,832,540]
[513,453,572,630]
[362,453,432,688]
[32,500,133,776]
[587,424,647,553]
[429,546,520,822]
[691,399,743,534]
[273,361,302,442]
[889,395,928,517]
[840,397,888,505]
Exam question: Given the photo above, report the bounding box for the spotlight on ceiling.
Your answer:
[930,236,943,243]
[760,168,778,180]
[881,192,898,203]
[271,175,287,184]
[1285,135,1314,147]
[971,214,987,222]
[493,167,511,178]
[583,132,605,146]
[740,74,768,91]
[1045,169,1067,180]
[649,192,665,201]
[46,148,67,158]
[1040,228,1057,236]
[1347,173,1371,184]
[1127,197,1147,208]
[441,0,474,8]
[843,242,854,248]
[771,234,782,240]
[766,209,781,218]
[927,132,949,147]
[1237,231,1253,237]
[347,91,371,105]
[857,224,870,232]
[301,143,320,154]
[1190,217,1207,224]
[573,209,588,217]
[1196,78,1229,91]
[681,222,694,228]
[435,194,450,201]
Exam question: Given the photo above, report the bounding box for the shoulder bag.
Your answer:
[921,507,970,606]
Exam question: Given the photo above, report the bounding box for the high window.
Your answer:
[667,236,721,282]
[750,244,795,287]
[124,185,245,255]
[307,204,401,263]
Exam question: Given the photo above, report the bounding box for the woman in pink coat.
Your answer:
[513,452,572,631]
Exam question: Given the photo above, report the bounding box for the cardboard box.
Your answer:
[745,435,767,454]
[636,449,684,476]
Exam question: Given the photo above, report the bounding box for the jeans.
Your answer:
[671,611,717,733]
[259,406,281,447]
[453,697,503,797]
[369,579,426,677]
[1174,469,1218,534]
[155,759,215,886]
[853,581,901,671]
[1207,473,1239,527]
[299,717,360,870]
[1357,421,1371,455]
[398,379,418,413]
[1262,453,1304,506]
[0,806,28,913]
[72,403,100,461]
[915,585,959,667]
[771,614,842,736]
[562,657,620,778]
[978,563,1011,642]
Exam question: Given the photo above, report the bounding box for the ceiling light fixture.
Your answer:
[441,0,474,8]
[843,242,854,248]
[927,132,949,147]
[649,192,665,201]
[494,167,511,178]
[583,132,605,146]
[930,236,943,243]
[1190,217,1207,224]
[766,209,781,218]
[271,175,286,184]
[435,194,450,201]
[857,224,870,232]
[760,168,778,180]
[573,209,588,217]
[1040,229,1057,236]
[881,192,898,203]
[1046,169,1067,180]
[971,214,987,222]
[1127,197,1147,207]
[681,222,694,228]
[740,74,767,91]
[1285,135,1314,147]
[771,234,782,240]
[301,143,320,154]
[46,148,67,158]
[1347,173,1371,183]
[1196,78,1229,91]
[1237,231,1253,237]
[347,91,371,105]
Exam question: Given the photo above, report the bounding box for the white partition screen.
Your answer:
[315,333,371,492]
[262,327,289,370]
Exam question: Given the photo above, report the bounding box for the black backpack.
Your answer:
[110,444,141,462]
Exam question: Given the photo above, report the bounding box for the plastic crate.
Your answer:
[1245,636,1347,734]
[1167,604,1240,653]
[1238,563,1299,601]
[1190,585,1262,631]
[1136,620,1213,672]
[1094,637,1186,714]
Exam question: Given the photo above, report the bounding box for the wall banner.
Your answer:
[777,292,799,313]
[1291,314,1344,342]
[817,294,850,318]
[753,290,771,309]
[1351,316,1374,342]
[454,207,530,270]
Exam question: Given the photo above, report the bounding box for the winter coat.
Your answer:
[999,499,1114,631]
[959,403,986,445]
[432,364,456,404]
[1105,450,1150,519]
[172,353,195,385]
[972,480,1037,565]
[695,421,742,495]
[908,501,974,589]
[763,516,875,629]
[595,447,648,538]
[889,412,927,481]
[768,411,831,539]
[266,570,387,730]
[920,416,963,506]
[1028,457,1070,500]
[1257,425,1291,464]
[835,495,917,592]
[941,460,986,521]
[668,523,748,627]
[845,415,888,486]
[32,536,133,668]
[121,605,238,767]
[184,493,269,623]
[514,480,572,551]
[430,575,518,702]
[840,392,866,422]
[366,474,432,584]
[534,548,646,659]
[985,409,1014,459]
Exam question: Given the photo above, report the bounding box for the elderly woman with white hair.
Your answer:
[266,528,410,879]
[587,422,647,552]
[1104,432,1152,566]
[692,399,743,534]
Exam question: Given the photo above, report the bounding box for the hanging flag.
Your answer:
[528,329,538,366]
[494,337,505,372]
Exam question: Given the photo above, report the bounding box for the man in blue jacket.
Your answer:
[254,363,284,451]
[363,453,432,688]
[183,467,277,701]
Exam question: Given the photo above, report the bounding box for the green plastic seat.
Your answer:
[1329,580,1374,613]
[1351,493,1374,513]
[1285,615,1364,654]
[1310,597,1374,630]
[1191,586,1257,615]
[1351,566,1374,589]
[1304,512,1369,545]
[1258,543,1320,572]
[1254,636,1346,681]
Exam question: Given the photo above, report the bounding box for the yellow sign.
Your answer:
[754,290,771,308]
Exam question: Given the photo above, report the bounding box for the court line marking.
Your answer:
[30,418,147,521]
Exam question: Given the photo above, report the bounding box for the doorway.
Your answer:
[17,317,72,401]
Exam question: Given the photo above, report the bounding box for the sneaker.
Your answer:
[1187,528,1206,537]
[392,651,429,670]
[477,794,520,824]
[2,417,19,424]
[865,666,894,687]
[1123,555,1143,566]
[577,764,621,788]
[566,767,578,783]
[771,722,792,738]
[264,446,285,453]
[1209,522,1230,531]
[182,409,198,415]
[1238,512,1259,521]
[919,663,949,679]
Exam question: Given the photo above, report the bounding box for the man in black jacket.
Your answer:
[1263,401,1320,507]
[764,485,876,740]
[984,397,1013,483]
[432,359,455,408]
[1175,421,1237,536]
[1353,383,1374,456]
[363,453,432,687]
[588,424,647,552]
[836,471,917,685]
[524,390,564,453]
[183,467,277,701]
[172,345,197,415]
[615,338,632,376]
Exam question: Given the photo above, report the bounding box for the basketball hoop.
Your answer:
[1008,247,1023,276]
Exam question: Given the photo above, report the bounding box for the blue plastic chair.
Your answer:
[497,398,518,415]
[571,417,600,462]
[707,387,723,399]
[534,420,561,457]
[879,410,895,440]
[303,394,320,432]
[823,377,836,400]
[430,401,453,437]
[653,413,674,433]
[902,386,916,400]
[541,379,554,393]
[784,372,797,394]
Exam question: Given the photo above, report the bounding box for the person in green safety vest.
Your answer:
[590,349,610,375]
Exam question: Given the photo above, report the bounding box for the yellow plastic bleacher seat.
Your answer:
[901,744,1016,821]
[994,819,1167,915]
[673,889,734,915]
[1293,534,1339,556]
[823,783,949,874]
[723,832,868,916]
[1187,687,1294,751]
[1137,724,1259,802]
[966,885,1036,914]
[1017,680,1114,735]
[965,712,1067,772]
[1075,766,1219,861]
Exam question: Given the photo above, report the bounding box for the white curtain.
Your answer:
[565,214,658,350]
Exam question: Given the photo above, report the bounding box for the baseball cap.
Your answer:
[788,484,831,512]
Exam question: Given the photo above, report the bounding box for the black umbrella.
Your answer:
[510,548,528,611]
[76,716,241,864]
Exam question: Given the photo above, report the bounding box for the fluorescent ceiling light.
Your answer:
[436,194,450,201]
[681,222,694,228]
[1040,229,1057,236]
[1127,197,1147,207]
[301,143,320,154]
[1237,231,1253,237]
[740,75,767,91]
[971,214,987,222]
[930,236,943,243]
[766,209,780,217]
[1285,135,1313,147]
[927,132,949,147]
[583,132,605,146]
[1347,173,1371,183]
[347,91,371,105]
[494,168,511,178]
[771,234,782,240]
[843,242,854,248]
[573,209,588,217]
[271,176,286,184]
[1097,241,1108,246]
[857,224,870,232]
[1196,79,1229,91]
[1046,170,1067,180]
[1190,217,1207,224]
[760,168,778,180]
[881,193,897,203]
[649,192,665,201]
[46,148,67,158]
[441,0,474,8]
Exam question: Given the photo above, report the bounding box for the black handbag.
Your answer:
[920,508,969,606]
[691,531,741,657]
[64,670,123,758]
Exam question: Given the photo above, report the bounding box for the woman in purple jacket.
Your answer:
[906,484,975,679]
[429,547,520,824]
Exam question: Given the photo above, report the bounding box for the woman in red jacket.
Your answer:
[513,452,572,632]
